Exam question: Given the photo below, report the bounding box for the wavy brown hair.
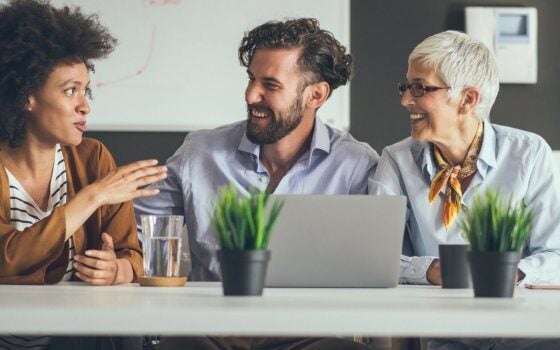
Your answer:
[0,0,116,148]
[238,18,354,97]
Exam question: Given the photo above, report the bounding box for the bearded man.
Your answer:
[135,17,378,281]
[134,18,378,349]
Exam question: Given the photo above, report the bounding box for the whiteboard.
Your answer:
[50,0,351,131]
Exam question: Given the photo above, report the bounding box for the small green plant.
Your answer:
[210,184,284,250]
[460,190,533,252]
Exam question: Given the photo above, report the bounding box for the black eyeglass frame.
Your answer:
[398,80,450,97]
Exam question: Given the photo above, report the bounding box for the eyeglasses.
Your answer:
[398,80,450,97]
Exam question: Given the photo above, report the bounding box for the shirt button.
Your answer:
[259,176,267,183]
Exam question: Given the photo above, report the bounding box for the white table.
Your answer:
[1,282,559,338]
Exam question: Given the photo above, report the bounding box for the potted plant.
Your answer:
[210,184,283,296]
[461,190,533,297]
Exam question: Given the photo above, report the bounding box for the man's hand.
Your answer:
[427,258,442,285]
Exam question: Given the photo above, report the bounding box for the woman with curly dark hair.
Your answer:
[0,0,167,287]
[0,2,166,347]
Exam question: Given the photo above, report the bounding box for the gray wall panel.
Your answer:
[351,0,559,153]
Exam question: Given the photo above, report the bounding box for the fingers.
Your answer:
[133,188,161,199]
[114,164,167,193]
[93,160,167,206]
[131,170,168,188]
[118,159,159,175]
[75,271,112,286]
[101,233,114,251]
[74,261,112,278]
[75,252,113,267]
[74,261,115,286]
[115,160,167,186]
[125,165,167,183]
[74,251,117,286]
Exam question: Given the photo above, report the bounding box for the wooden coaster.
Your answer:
[137,276,187,287]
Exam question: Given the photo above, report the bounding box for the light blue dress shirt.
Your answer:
[369,122,560,285]
[134,118,379,281]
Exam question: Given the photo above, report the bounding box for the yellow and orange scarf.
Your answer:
[429,122,484,230]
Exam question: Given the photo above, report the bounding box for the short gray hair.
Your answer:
[409,30,499,121]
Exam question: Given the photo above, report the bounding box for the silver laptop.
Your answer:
[265,195,406,288]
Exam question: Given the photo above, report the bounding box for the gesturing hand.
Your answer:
[63,159,167,241]
[74,233,119,286]
[90,159,167,206]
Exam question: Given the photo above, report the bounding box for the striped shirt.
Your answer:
[1,144,71,350]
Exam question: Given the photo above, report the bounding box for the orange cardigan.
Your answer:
[0,138,143,284]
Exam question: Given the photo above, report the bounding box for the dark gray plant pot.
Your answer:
[467,251,520,298]
[218,249,271,296]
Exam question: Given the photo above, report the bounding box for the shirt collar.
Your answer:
[237,117,331,169]
[411,140,434,181]
[310,117,331,155]
[476,121,497,178]
[414,121,497,180]
[238,123,260,158]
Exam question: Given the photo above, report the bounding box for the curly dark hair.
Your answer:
[0,0,116,148]
[239,18,354,97]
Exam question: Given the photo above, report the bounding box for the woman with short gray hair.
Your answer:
[370,30,560,348]
[407,30,499,121]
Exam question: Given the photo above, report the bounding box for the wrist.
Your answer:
[83,184,105,207]
[114,258,133,285]
[112,259,121,285]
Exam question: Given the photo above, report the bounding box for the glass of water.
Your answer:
[141,215,184,278]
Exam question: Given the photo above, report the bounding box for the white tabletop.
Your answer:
[1,282,559,337]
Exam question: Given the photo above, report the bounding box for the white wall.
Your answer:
[50,0,350,132]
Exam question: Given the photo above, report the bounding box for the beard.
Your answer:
[245,94,303,145]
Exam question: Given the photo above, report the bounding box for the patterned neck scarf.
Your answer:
[429,121,484,230]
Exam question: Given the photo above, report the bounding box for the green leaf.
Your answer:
[460,189,533,252]
[209,183,284,251]
[263,199,284,249]
[255,191,265,249]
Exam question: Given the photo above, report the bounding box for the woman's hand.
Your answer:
[64,159,167,240]
[74,233,132,285]
[427,259,442,285]
[89,159,167,206]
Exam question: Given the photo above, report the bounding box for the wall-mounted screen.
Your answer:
[498,13,529,43]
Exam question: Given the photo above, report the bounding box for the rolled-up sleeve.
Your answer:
[517,140,560,285]
[0,206,67,284]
